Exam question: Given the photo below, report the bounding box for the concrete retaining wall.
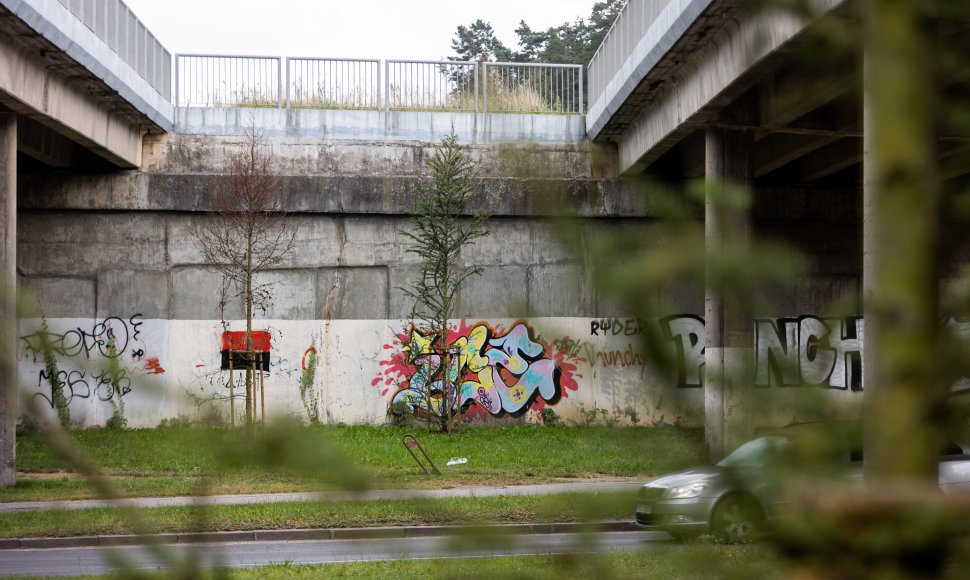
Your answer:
[15,129,871,428]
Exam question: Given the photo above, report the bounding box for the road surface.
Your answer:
[0,530,672,577]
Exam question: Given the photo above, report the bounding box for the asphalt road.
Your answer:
[0,530,672,577]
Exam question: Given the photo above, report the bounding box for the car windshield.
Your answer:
[717,436,789,469]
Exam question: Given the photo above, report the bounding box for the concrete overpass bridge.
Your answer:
[583,0,870,456]
[585,0,970,455]
[586,0,861,183]
[0,0,623,489]
[3,0,958,485]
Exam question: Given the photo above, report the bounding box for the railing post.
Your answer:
[482,62,487,114]
[277,56,283,108]
[377,59,382,111]
[579,65,584,114]
[285,57,290,108]
[174,53,179,108]
[384,60,390,112]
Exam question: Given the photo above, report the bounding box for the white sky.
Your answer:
[123,0,599,62]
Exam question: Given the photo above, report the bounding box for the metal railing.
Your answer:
[176,55,282,108]
[586,0,677,113]
[175,55,585,114]
[483,62,583,115]
[386,60,479,112]
[288,57,381,109]
[57,0,171,100]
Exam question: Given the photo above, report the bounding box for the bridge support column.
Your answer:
[0,113,16,488]
[704,125,754,461]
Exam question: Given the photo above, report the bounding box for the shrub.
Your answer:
[539,407,560,426]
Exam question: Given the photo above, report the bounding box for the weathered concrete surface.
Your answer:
[586,0,715,139]
[12,122,872,430]
[587,0,844,174]
[1,113,15,488]
[175,108,585,144]
[317,267,389,320]
[1,0,172,129]
[20,277,95,318]
[20,134,639,218]
[18,211,613,322]
[704,125,755,460]
[0,4,161,168]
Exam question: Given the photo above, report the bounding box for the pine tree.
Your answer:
[399,131,489,432]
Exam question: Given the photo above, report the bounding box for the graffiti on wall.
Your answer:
[19,314,163,412]
[657,314,864,390]
[220,330,272,371]
[21,315,147,362]
[587,315,866,390]
[372,313,871,419]
[373,320,580,419]
[185,329,278,410]
[553,335,652,379]
[752,316,863,390]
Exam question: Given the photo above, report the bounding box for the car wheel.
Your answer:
[710,495,763,543]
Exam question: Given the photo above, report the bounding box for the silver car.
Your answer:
[635,424,970,542]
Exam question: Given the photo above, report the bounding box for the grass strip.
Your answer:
[6,425,705,502]
[0,491,635,539]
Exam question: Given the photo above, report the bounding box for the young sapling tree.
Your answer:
[196,124,296,429]
[400,130,489,433]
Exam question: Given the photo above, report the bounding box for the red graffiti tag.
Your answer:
[144,357,165,374]
[302,347,317,370]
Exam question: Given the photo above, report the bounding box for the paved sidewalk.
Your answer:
[0,480,643,513]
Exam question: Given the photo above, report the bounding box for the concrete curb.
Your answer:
[0,521,640,550]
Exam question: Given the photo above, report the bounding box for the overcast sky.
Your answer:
[123,0,600,62]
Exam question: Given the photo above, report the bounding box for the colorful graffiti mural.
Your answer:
[373,320,580,419]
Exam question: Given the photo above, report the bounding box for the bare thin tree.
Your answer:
[196,124,296,428]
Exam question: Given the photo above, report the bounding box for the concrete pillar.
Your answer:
[0,113,16,488]
[704,125,754,461]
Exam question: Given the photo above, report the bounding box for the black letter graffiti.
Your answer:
[754,318,800,387]
[661,315,705,388]
[21,314,145,361]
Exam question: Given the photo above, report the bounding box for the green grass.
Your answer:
[237,547,790,580]
[0,490,634,538]
[5,424,705,502]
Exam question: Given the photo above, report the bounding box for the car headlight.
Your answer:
[667,481,709,499]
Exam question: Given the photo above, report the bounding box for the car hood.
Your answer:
[645,465,726,489]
